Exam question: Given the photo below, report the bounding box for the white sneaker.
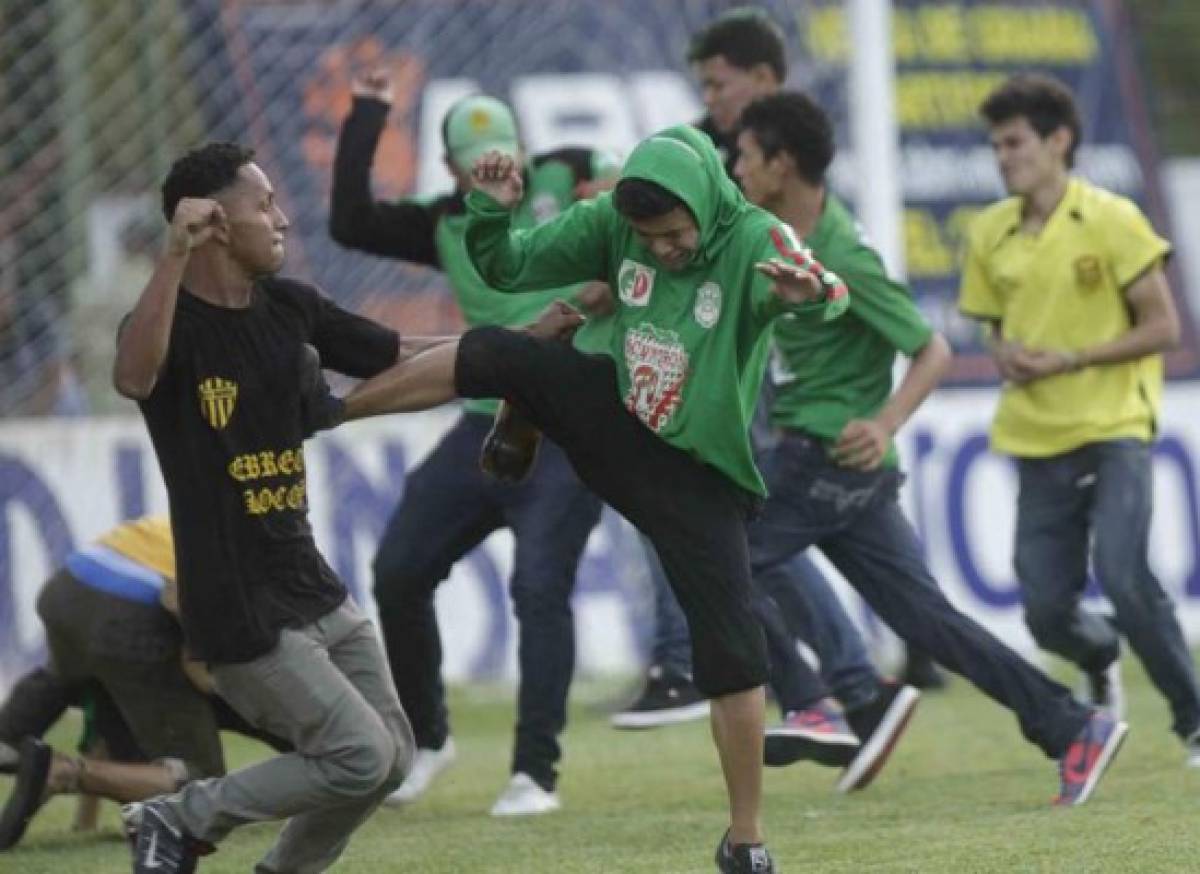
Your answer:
[1185,729,1200,769]
[1082,660,1125,721]
[384,738,456,806]
[489,772,561,817]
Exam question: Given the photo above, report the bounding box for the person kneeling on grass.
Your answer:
[0,516,291,853]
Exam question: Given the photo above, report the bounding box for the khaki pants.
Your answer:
[162,599,414,874]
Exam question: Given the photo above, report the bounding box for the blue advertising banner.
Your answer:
[804,0,1197,381]
[180,0,1197,384]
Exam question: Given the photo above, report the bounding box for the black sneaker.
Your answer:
[714,829,776,873]
[610,666,709,730]
[839,682,920,793]
[0,737,51,850]
[129,800,213,874]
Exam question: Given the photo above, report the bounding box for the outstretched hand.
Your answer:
[471,150,524,208]
[527,300,585,343]
[754,258,824,304]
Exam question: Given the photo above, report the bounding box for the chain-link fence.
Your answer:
[1,0,1197,418]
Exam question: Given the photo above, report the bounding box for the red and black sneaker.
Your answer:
[764,697,860,768]
[1053,710,1128,806]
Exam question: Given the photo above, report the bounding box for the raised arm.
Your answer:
[113,198,223,399]
[464,151,611,293]
[329,71,441,266]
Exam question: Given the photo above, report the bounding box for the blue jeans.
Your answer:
[1016,440,1200,738]
[372,412,602,790]
[748,431,1088,757]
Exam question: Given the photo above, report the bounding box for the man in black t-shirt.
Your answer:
[113,142,433,874]
[330,76,615,814]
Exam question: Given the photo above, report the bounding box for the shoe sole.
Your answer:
[763,726,860,768]
[1061,720,1129,807]
[836,685,921,793]
[0,738,51,850]
[610,700,710,730]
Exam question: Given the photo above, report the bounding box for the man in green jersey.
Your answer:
[731,91,1126,805]
[331,74,619,816]
[337,124,847,873]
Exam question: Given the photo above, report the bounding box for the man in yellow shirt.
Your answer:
[959,73,1200,765]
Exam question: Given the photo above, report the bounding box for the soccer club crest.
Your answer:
[694,282,722,328]
[198,376,238,430]
[1074,254,1103,289]
[617,258,656,307]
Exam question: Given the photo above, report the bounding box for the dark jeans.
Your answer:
[455,328,769,699]
[1016,440,1200,738]
[372,411,601,790]
[749,431,1089,758]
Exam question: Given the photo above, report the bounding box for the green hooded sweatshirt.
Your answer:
[464,125,848,496]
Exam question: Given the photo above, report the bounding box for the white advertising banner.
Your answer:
[3,385,1200,693]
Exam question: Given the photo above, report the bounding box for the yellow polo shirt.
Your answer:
[958,177,1170,457]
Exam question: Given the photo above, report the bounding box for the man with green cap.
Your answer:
[331,72,620,816]
[335,124,848,874]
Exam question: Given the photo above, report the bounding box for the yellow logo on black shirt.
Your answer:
[198,377,238,429]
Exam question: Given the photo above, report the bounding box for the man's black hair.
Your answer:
[979,74,1082,168]
[739,91,835,186]
[613,178,689,221]
[687,7,787,82]
[161,142,256,221]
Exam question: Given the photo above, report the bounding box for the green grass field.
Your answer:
[5,661,1200,873]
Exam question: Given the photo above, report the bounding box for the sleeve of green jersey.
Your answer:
[753,222,850,324]
[1100,195,1172,289]
[464,189,612,292]
[840,246,932,356]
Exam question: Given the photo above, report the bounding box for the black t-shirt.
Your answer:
[137,277,398,663]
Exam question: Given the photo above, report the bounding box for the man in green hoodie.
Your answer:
[339,124,847,874]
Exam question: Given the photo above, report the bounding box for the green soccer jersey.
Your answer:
[770,195,933,468]
[464,125,848,496]
[438,160,588,414]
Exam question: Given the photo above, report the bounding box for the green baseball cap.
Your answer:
[443,95,520,173]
